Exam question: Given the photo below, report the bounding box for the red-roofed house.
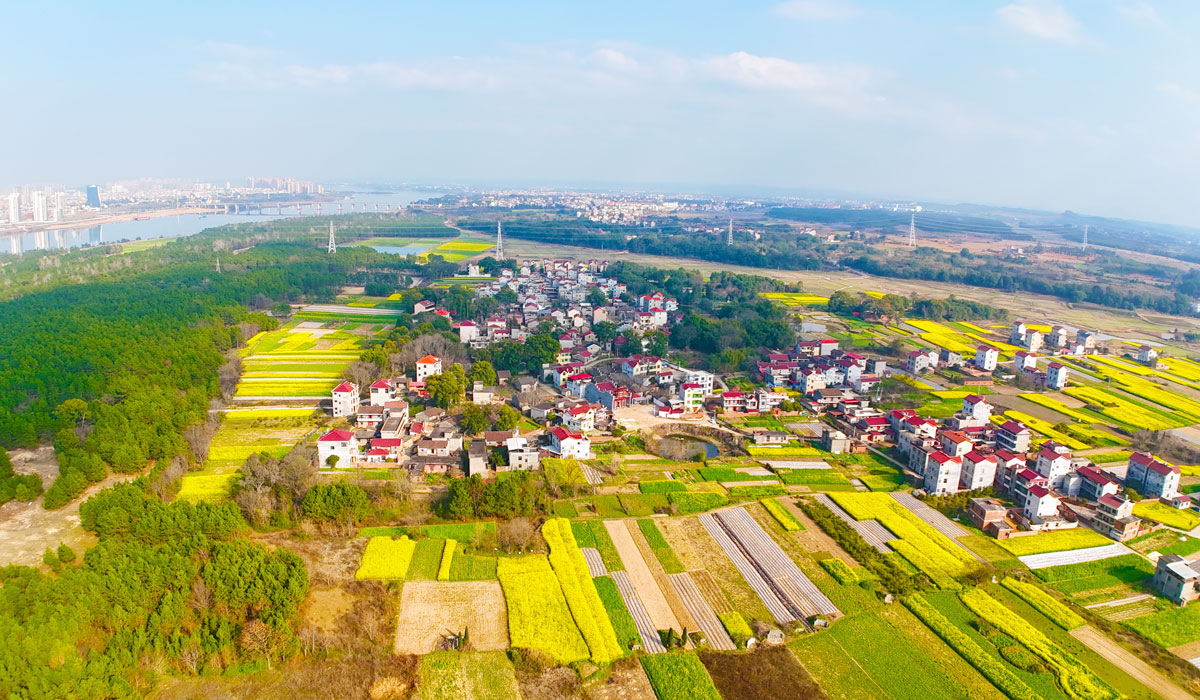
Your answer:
[549,426,591,459]
[939,430,974,458]
[1046,362,1069,390]
[1078,466,1119,502]
[680,383,705,412]
[563,403,596,433]
[996,420,1033,453]
[922,450,963,496]
[994,450,1027,492]
[317,429,358,467]
[1011,468,1046,506]
[961,451,998,491]
[369,378,396,406]
[1035,447,1073,489]
[1024,484,1061,521]
[1126,452,1181,499]
[415,355,443,382]
[722,391,747,412]
[331,382,359,418]
[974,345,1000,372]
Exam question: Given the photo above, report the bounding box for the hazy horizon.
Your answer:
[4,1,1200,227]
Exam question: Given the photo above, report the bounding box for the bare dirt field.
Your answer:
[304,587,356,634]
[1070,625,1195,700]
[604,520,681,633]
[700,646,829,700]
[393,581,509,655]
[0,447,135,567]
[657,515,772,623]
[586,658,656,700]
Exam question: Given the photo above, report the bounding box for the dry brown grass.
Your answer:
[147,654,419,700]
[393,581,509,655]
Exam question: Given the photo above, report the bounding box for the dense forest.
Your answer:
[0,483,307,698]
[0,219,423,509]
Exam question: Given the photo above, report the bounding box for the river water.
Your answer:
[2,189,431,255]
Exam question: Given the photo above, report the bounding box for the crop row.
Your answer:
[959,589,1118,700]
[436,539,456,581]
[797,498,922,594]
[636,519,685,574]
[542,518,624,663]
[903,595,1041,700]
[999,577,1084,630]
[639,480,687,494]
[830,492,979,579]
[761,497,803,531]
[640,652,722,700]
[819,557,857,584]
[592,575,640,653]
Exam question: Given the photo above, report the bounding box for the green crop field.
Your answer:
[640,652,722,700]
[415,651,521,700]
[1124,601,1200,648]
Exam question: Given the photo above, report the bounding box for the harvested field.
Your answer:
[699,646,829,700]
[150,654,419,700]
[1019,543,1132,570]
[667,573,734,650]
[604,520,682,633]
[393,581,509,655]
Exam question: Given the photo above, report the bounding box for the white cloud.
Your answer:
[1117,1,1164,26]
[773,0,862,21]
[704,51,868,92]
[592,48,638,72]
[996,0,1085,44]
[1158,82,1200,107]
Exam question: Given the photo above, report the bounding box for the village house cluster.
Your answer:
[743,338,885,415]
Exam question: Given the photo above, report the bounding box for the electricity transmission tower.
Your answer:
[496,221,505,260]
[907,213,916,247]
[327,221,336,254]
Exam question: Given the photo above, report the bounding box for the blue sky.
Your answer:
[3,1,1200,225]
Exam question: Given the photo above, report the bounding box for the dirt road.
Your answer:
[1070,625,1195,700]
[0,447,134,567]
[604,520,681,633]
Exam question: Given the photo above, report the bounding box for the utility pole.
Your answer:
[327,220,336,254]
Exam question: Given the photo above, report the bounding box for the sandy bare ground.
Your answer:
[604,520,681,633]
[1070,625,1195,700]
[393,581,509,655]
[0,447,135,567]
[304,588,356,634]
[586,659,656,700]
[1171,640,1200,662]
[626,520,697,631]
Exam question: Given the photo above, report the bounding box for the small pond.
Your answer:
[660,435,720,460]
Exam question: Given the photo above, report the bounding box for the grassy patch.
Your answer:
[638,519,685,574]
[594,575,639,654]
[408,538,446,580]
[640,652,722,700]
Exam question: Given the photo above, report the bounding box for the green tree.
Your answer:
[301,483,371,523]
[494,405,521,431]
[592,321,618,345]
[461,404,489,435]
[587,287,609,308]
[56,543,75,563]
[445,479,474,520]
[427,364,467,408]
[523,333,561,371]
[468,360,497,386]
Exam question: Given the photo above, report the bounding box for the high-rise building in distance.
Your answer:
[5,192,18,224]
[86,185,102,208]
[31,191,47,223]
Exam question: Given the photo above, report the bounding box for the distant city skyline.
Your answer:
[2,1,1200,226]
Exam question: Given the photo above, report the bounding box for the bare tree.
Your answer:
[498,517,536,553]
[218,356,243,397]
[239,620,281,668]
[183,417,219,464]
[190,578,212,612]
[178,645,202,674]
[395,334,466,372]
[344,360,380,388]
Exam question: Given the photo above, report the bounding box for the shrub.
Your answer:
[640,652,722,700]
[830,492,979,580]
[354,536,416,580]
[761,498,803,531]
[959,589,1119,700]
[820,557,857,584]
[797,497,922,595]
[301,483,371,523]
[436,539,456,581]
[999,577,1084,630]
[903,595,1041,700]
[639,480,687,494]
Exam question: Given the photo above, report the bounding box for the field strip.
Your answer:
[717,508,839,616]
[393,580,509,655]
[581,547,607,577]
[581,464,603,486]
[764,460,832,469]
[891,492,969,537]
[301,304,401,316]
[604,521,681,633]
[667,573,735,650]
[1070,625,1195,700]
[699,512,795,623]
[1019,542,1132,569]
[240,377,338,382]
[721,480,782,488]
[1085,593,1154,609]
[231,395,328,401]
[814,494,892,553]
[689,569,734,615]
[609,572,667,654]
